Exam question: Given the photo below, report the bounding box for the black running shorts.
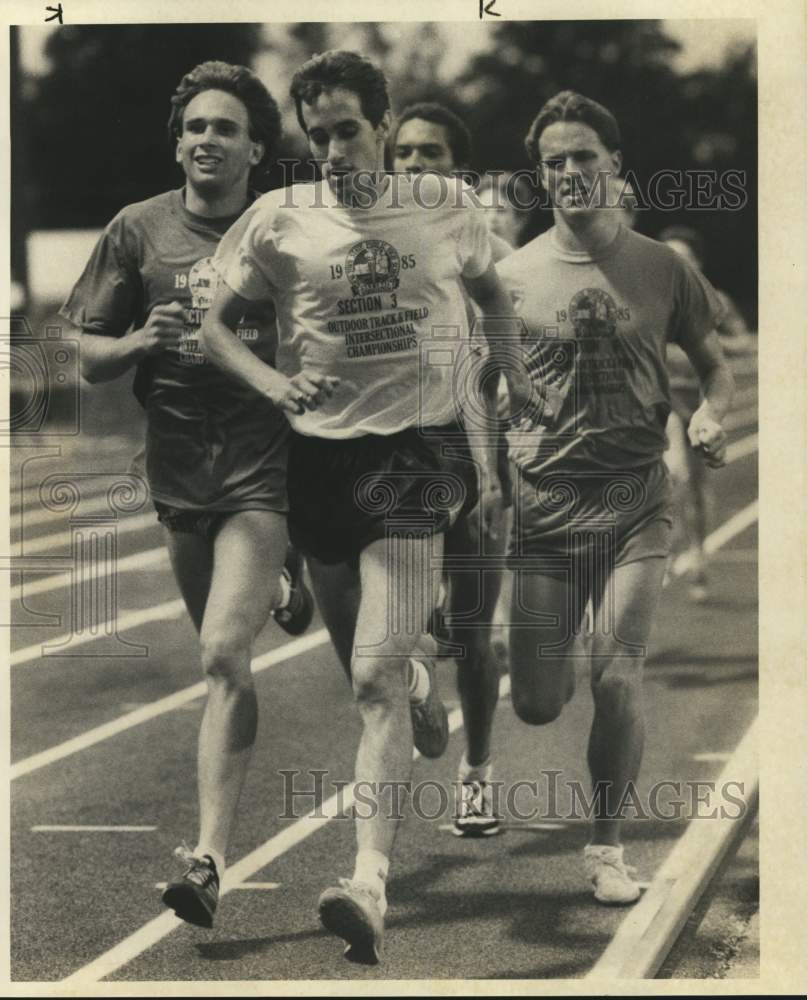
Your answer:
[287,424,480,565]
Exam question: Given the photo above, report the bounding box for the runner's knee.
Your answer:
[199,626,254,686]
[351,652,406,707]
[511,684,566,726]
[590,668,642,711]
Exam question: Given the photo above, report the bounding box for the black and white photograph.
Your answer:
[3,0,803,992]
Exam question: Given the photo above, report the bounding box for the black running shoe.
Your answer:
[161,845,220,928]
[273,546,314,636]
[409,657,449,759]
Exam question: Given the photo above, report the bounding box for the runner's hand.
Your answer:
[266,371,340,415]
[687,403,727,468]
[289,371,341,410]
[136,302,187,354]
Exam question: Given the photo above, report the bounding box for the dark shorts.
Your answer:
[507,459,674,575]
[154,502,284,542]
[287,424,479,566]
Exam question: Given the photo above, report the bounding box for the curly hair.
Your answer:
[392,102,472,167]
[524,90,621,163]
[167,60,281,167]
[290,50,390,133]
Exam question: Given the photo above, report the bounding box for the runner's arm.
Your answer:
[200,281,337,415]
[682,328,735,423]
[79,303,186,383]
[681,328,735,467]
[461,262,515,532]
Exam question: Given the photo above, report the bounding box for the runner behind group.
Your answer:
[392,104,519,837]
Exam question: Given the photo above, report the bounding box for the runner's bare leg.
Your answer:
[352,533,442,859]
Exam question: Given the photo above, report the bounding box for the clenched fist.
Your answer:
[687,402,727,468]
[136,302,187,355]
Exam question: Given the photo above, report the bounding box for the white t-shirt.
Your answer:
[215,175,492,438]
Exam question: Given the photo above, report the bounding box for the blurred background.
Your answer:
[9,19,757,436]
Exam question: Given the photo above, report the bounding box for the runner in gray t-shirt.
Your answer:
[497,90,734,906]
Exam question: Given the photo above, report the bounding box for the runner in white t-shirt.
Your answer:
[497,91,734,906]
[199,51,513,965]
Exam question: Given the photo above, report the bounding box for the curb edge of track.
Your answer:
[585,715,759,980]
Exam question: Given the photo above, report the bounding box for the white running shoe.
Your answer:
[318,877,385,965]
[583,844,640,905]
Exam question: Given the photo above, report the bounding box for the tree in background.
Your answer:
[457,21,756,318]
[14,21,756,319]
[16,24,263,230]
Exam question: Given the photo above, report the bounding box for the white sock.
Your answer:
[352,849,389,913]
[458,752,492,784]
[407,658,431,704]
[276,571,291,610]
[195,845,225,879]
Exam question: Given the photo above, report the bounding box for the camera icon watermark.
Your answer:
[1,317,81,436]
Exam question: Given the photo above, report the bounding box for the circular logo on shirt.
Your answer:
[345,240,401,296]
[569,288,617,339]
[188,256,221,311]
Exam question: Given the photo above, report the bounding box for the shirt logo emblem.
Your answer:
[345,240,401,296]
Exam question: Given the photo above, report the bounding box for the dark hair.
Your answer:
[525,90,621,162]
[477,170,537,210]
[658,225,705,266]
[392,102,472,167]
[167,61,281,168]
[290,50,390,133]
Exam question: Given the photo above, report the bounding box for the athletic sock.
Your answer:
[352,849,389,915]
[407,657,431,704]
[195,845,225,880]
[276,572,292,610]
[458,752,492,784]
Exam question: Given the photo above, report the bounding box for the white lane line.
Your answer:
[14,493,759,780]
[59,685,490,986]
[587,717,758,980]
[12,478,113,509]
[672,500,758,577]
[438,821,568,834]
[727,354,758,378]
[691,752,731,763]
[32,825,157,833]
[724,432,758,462]
[11,511,158,556]
[9,432,758,604]
[56,487,758,983]
[703,500,759,554]
[729,386,757,410]
[710,549,757,564]
[10,546,170,601]
[154,882,280,891]
[11,599,186,667]
[11,628,330,781]
[723,408,757,433]
[12,493,146,532]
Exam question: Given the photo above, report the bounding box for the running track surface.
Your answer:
[9,357,758,982]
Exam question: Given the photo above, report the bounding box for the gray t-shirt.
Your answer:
[496,225,723,475]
